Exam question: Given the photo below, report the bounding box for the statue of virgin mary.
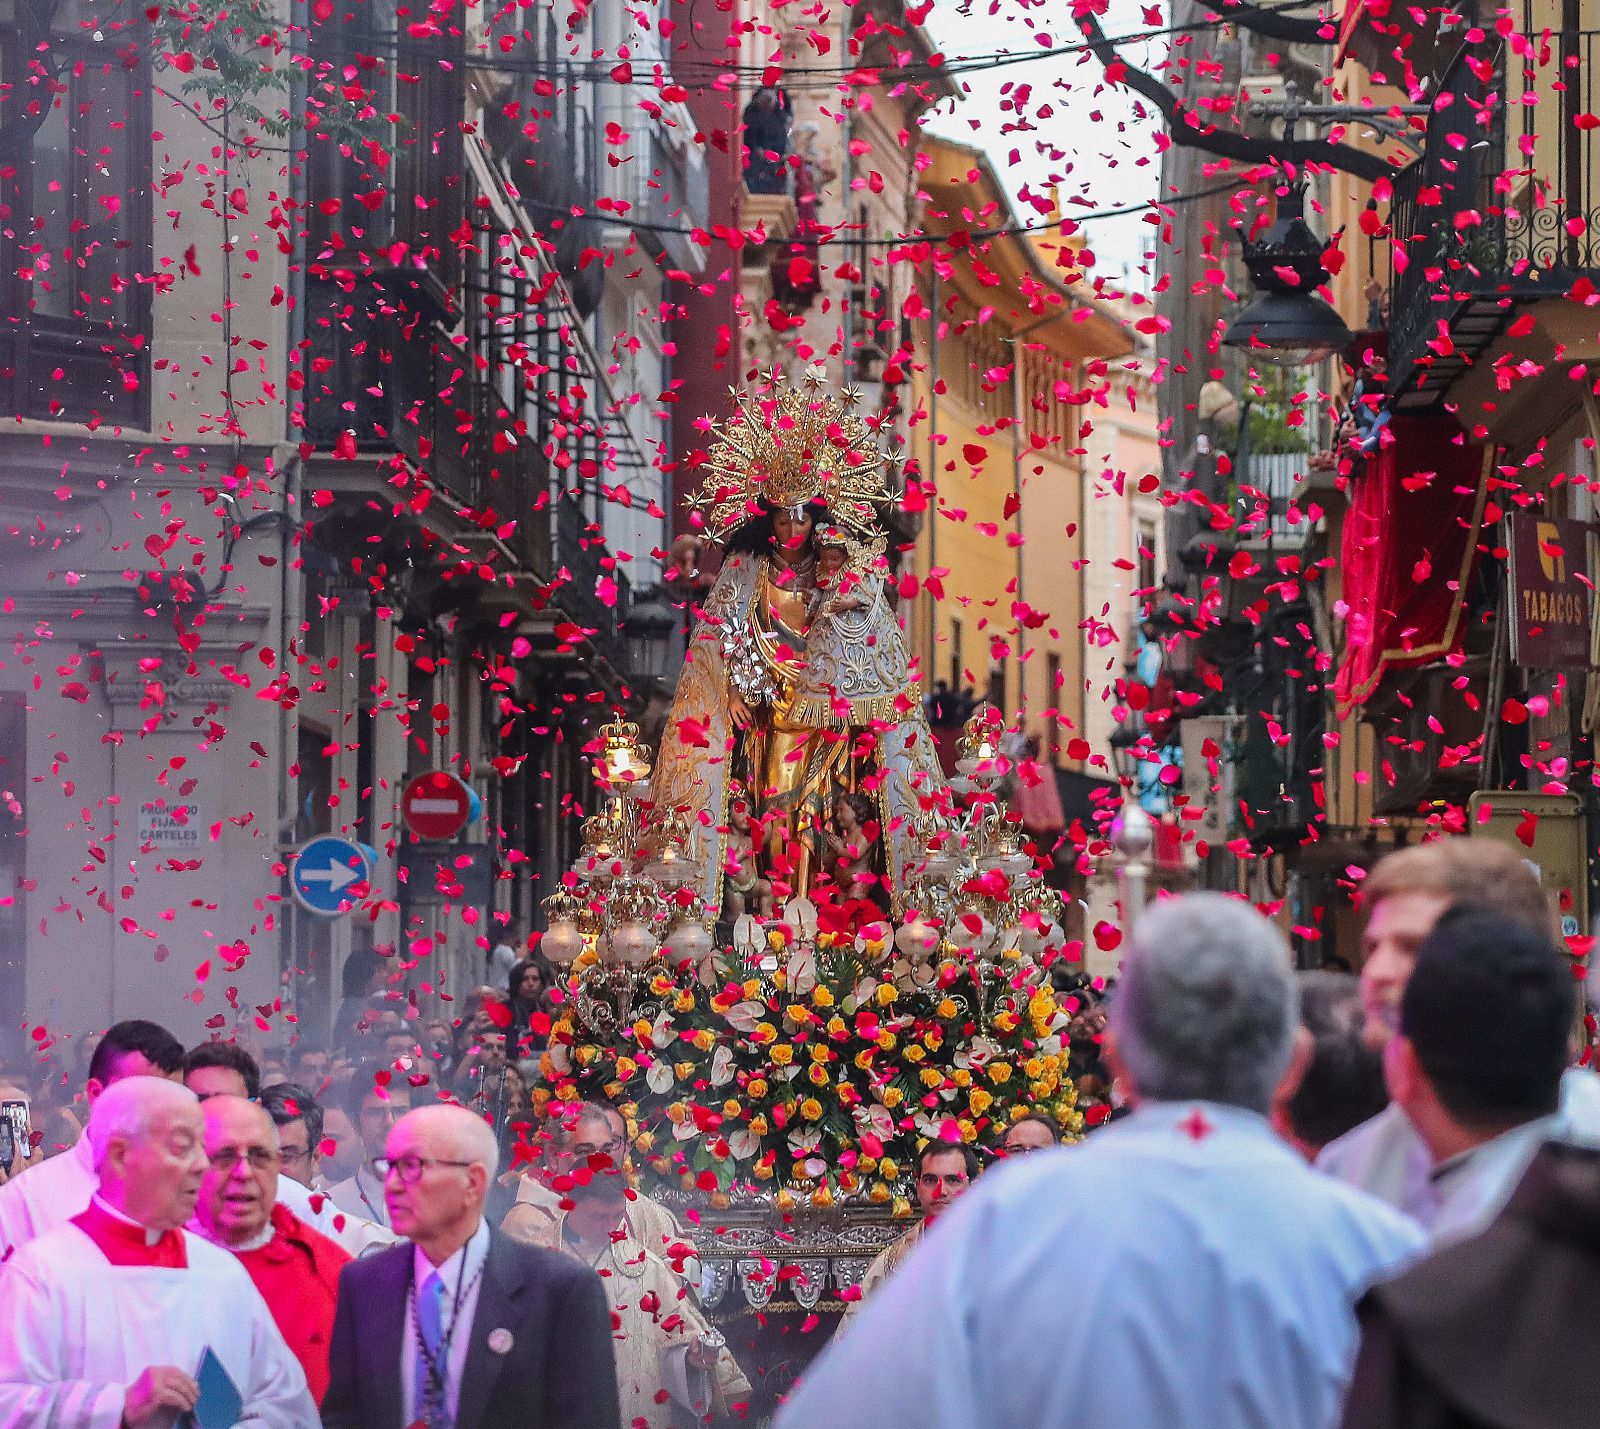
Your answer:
[649,371,948,919]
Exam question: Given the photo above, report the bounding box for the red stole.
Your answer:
[71,1199,188,1269]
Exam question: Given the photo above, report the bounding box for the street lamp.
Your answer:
[1109,799,1154,937]
[622,586,681,684]
[1223,183,1352,369]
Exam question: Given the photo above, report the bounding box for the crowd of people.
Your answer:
[0,835,1593,1426]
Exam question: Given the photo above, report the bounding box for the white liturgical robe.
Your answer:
[1317,1065,1600,1240]
[0,1208,315,1428]
[776,1102,1426,1429]
[0,1128,96,1260]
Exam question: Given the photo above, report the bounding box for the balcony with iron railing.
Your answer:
[1387,25,1600,411]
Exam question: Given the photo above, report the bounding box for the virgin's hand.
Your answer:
[729,693,753,729]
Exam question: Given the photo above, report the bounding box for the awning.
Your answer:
[1333,416,1491,714]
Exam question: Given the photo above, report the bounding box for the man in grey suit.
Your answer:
[322,1104,620,1429]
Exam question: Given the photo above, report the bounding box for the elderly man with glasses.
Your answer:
[190,1095,351,1405]
[323,1103,620,1429]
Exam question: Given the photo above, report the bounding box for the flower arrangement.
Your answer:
[537,925,1079,1211]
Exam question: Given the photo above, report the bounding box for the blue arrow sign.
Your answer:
[291,836,373,918]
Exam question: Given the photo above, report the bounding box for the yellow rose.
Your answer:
[959,1120,978,1143]
[784,1004,811,1025]
[666,1102,688,1125]
[811,1185,834,1208]
[723,1099,743,1118]
[936,998,958,1019]
[674,991,696,1013]
[826,1015,847,1037]
[808,1063,830,1086]
[800,1098,824,1121]
[879,1157,900,1179]
[904,1045,926,1064]
[875,984,898,1005]
[749,1115,769,1136]
[771,1044,795,1066]
[772,1181,789,1202]
[952,1069,971,1088]
[752,1022,778,1045]
[1024,1058,1044,1079]
[970,1088,994,1115]
[747,1078,769,1099]
[675,1060,695,1080]
[742,978,762,998]
[809,1043,830,1062]
[891,1196,912,1217]
[575,1046,598,1067]
[992,1012,1018,1033]
[650,973,674,997]
[632,1018,653,1041]
[919,1068,942,1089]
[988,1062,1013,1084]
[882,1087,904,1108]
[635,1131,655,1151]
[603,1081,622,1100]
[876,1031,897,1050]
[853,1050,876,1072]
[615,1057,637,1078]
[691,1029,715,1052]
[812,986,835,1008]
[869,1182,891,1204]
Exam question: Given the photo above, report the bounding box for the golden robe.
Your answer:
[652,553,947,915]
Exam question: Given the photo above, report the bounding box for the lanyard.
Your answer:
[355,1166,385,1224]
[410,1247,485,1401]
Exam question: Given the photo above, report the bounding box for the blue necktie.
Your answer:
[415,1271,451,1428]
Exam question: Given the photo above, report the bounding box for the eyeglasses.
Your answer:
[278,1145,313,1166]
[561,1137,625,1163]
[381,1154,474,1184]
[209,1147,280,1173]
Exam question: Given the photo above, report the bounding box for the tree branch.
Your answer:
[1075,9,1398,184]
[1212,2,1331,45]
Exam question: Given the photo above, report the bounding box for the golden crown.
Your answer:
[684,367,897,543]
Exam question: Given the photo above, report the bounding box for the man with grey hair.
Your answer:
[324,1102,622,1428]
[0,1075,314,1425]
[776,893,1427,1429]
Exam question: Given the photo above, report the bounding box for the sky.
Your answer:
[922,0,1166,291]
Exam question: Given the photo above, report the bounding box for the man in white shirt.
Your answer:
[1317,838,1600,1224]
[776,893,1425,1429]
[1383,905,1579,1243]
[0,1075,314,1425]
[327,1067,413,1230]
[0,1019,185,1261]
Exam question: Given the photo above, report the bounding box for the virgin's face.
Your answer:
[772,508,815,557]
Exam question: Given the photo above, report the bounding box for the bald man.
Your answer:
[192,1096,350,1403]
[323,1103,622,1429]
[0,1076,314,1425]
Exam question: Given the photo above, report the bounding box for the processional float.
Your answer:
[537,369,1079,1327]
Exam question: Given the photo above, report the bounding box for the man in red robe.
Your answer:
[190,1093,350,1403]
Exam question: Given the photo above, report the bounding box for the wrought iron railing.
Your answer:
[1389,24,1600,391]
[554,494,626,663]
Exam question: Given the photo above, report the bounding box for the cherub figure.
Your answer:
[722,799,775,920]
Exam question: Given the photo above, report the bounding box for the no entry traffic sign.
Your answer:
[402,770,473,841]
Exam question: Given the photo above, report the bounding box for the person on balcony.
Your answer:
[741,86,791,194]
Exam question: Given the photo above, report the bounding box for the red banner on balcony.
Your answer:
[1334,417,1491,715]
